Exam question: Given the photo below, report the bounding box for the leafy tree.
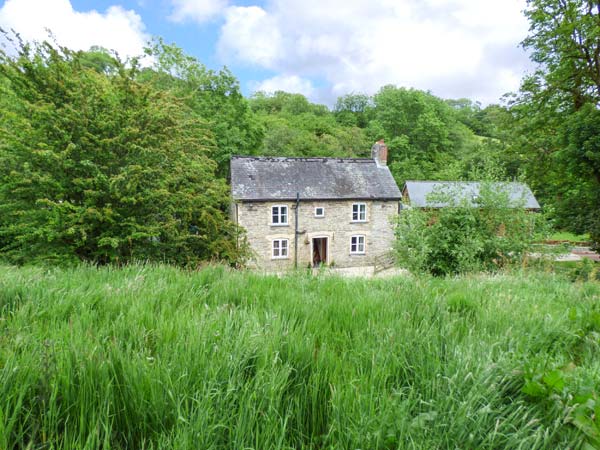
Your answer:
[141,39,263,176]
[249,91,370,158]
[508,0,600,246]
[371,86,477,183]
[0,35,243,266]
[334,93,372,127]
[79,46,120,74]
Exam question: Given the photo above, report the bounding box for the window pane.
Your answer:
[360,204,366,220]
[281,207,287,223]
[281,240,288,256]
[272,207,279,224]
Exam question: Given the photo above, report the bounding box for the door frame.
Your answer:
[311,236,329,266]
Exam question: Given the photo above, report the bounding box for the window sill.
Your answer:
[270,224,289,227]
[271,257,290,260]
[349,252,366,256]
[350,221,368,224]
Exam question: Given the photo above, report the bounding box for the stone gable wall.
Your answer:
[234,199,398,270]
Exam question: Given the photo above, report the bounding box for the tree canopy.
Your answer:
[2,0,600,267]
[0,35,243,266]
[507,0,600,245]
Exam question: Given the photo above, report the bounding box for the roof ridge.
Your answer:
[405,180,526,184]
[231,155,374,163]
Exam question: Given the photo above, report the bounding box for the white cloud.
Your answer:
[218,0,532,104]
[218,6,282,68]
[253,74,315,97]
[169,0,228,23]
[0,0,148,58]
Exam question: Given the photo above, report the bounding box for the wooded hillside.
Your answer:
[1,0,599,265]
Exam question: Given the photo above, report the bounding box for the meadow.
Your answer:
[0,264,599,449]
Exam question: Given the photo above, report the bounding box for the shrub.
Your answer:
[395,182,543,275]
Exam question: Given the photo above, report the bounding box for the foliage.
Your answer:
[0,35,243,266]
[141,39,263,176]
[0,263,598,448]
[507,0,600,248]
[395,182,543,275]
[249,91,371,158]
[248,86,509,189]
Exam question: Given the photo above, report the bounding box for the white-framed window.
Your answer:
[352,203,367,222]
[315,206,325,218]
[350,235,365,254]
[272,239,289,259]
[271,205,288,225]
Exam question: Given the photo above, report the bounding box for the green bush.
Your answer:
[395,182,544,275]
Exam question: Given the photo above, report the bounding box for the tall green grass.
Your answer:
[0,264,598,449]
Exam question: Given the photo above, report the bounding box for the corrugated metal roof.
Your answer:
[402,181,541,209]
[231,156,402,201]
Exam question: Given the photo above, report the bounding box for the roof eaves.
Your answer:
[233,196,402,202]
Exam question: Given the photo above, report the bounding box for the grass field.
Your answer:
[0,264,599,449]
[547,231,592,243]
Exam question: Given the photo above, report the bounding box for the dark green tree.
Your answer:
[509,0,600,245]
[0,35,243,265]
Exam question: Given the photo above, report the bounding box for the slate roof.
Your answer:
[402,181,541,209]
[231,156,402,201]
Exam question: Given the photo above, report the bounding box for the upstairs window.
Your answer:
[271,205,288,225]
[315,207,325,217]
[272,239,289,258]
[350,235,365,254]
[352,203,367,222]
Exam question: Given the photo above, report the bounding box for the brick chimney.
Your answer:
[371,139,388,166]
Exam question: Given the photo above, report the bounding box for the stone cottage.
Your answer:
[230,141,402,270]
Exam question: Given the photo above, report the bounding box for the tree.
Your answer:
[334,93,372,128]
[141,39,263,176]
[248,91,371,158]
[371,86,475,183]
[509,0,600,246]
[0,35,243,266]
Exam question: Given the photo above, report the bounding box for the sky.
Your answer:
[0,0,534,106]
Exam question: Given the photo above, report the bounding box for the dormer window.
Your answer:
[315,207,325,218]
[352,203,367,222]
[271,205,288,225]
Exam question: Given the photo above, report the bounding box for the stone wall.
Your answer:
[234,199,398,270]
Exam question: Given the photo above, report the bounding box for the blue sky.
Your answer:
[0,0,534,106]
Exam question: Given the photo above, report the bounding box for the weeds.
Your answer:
[0,264,598,449]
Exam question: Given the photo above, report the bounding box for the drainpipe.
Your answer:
[235,202,239,250]
[295,192,300,269]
